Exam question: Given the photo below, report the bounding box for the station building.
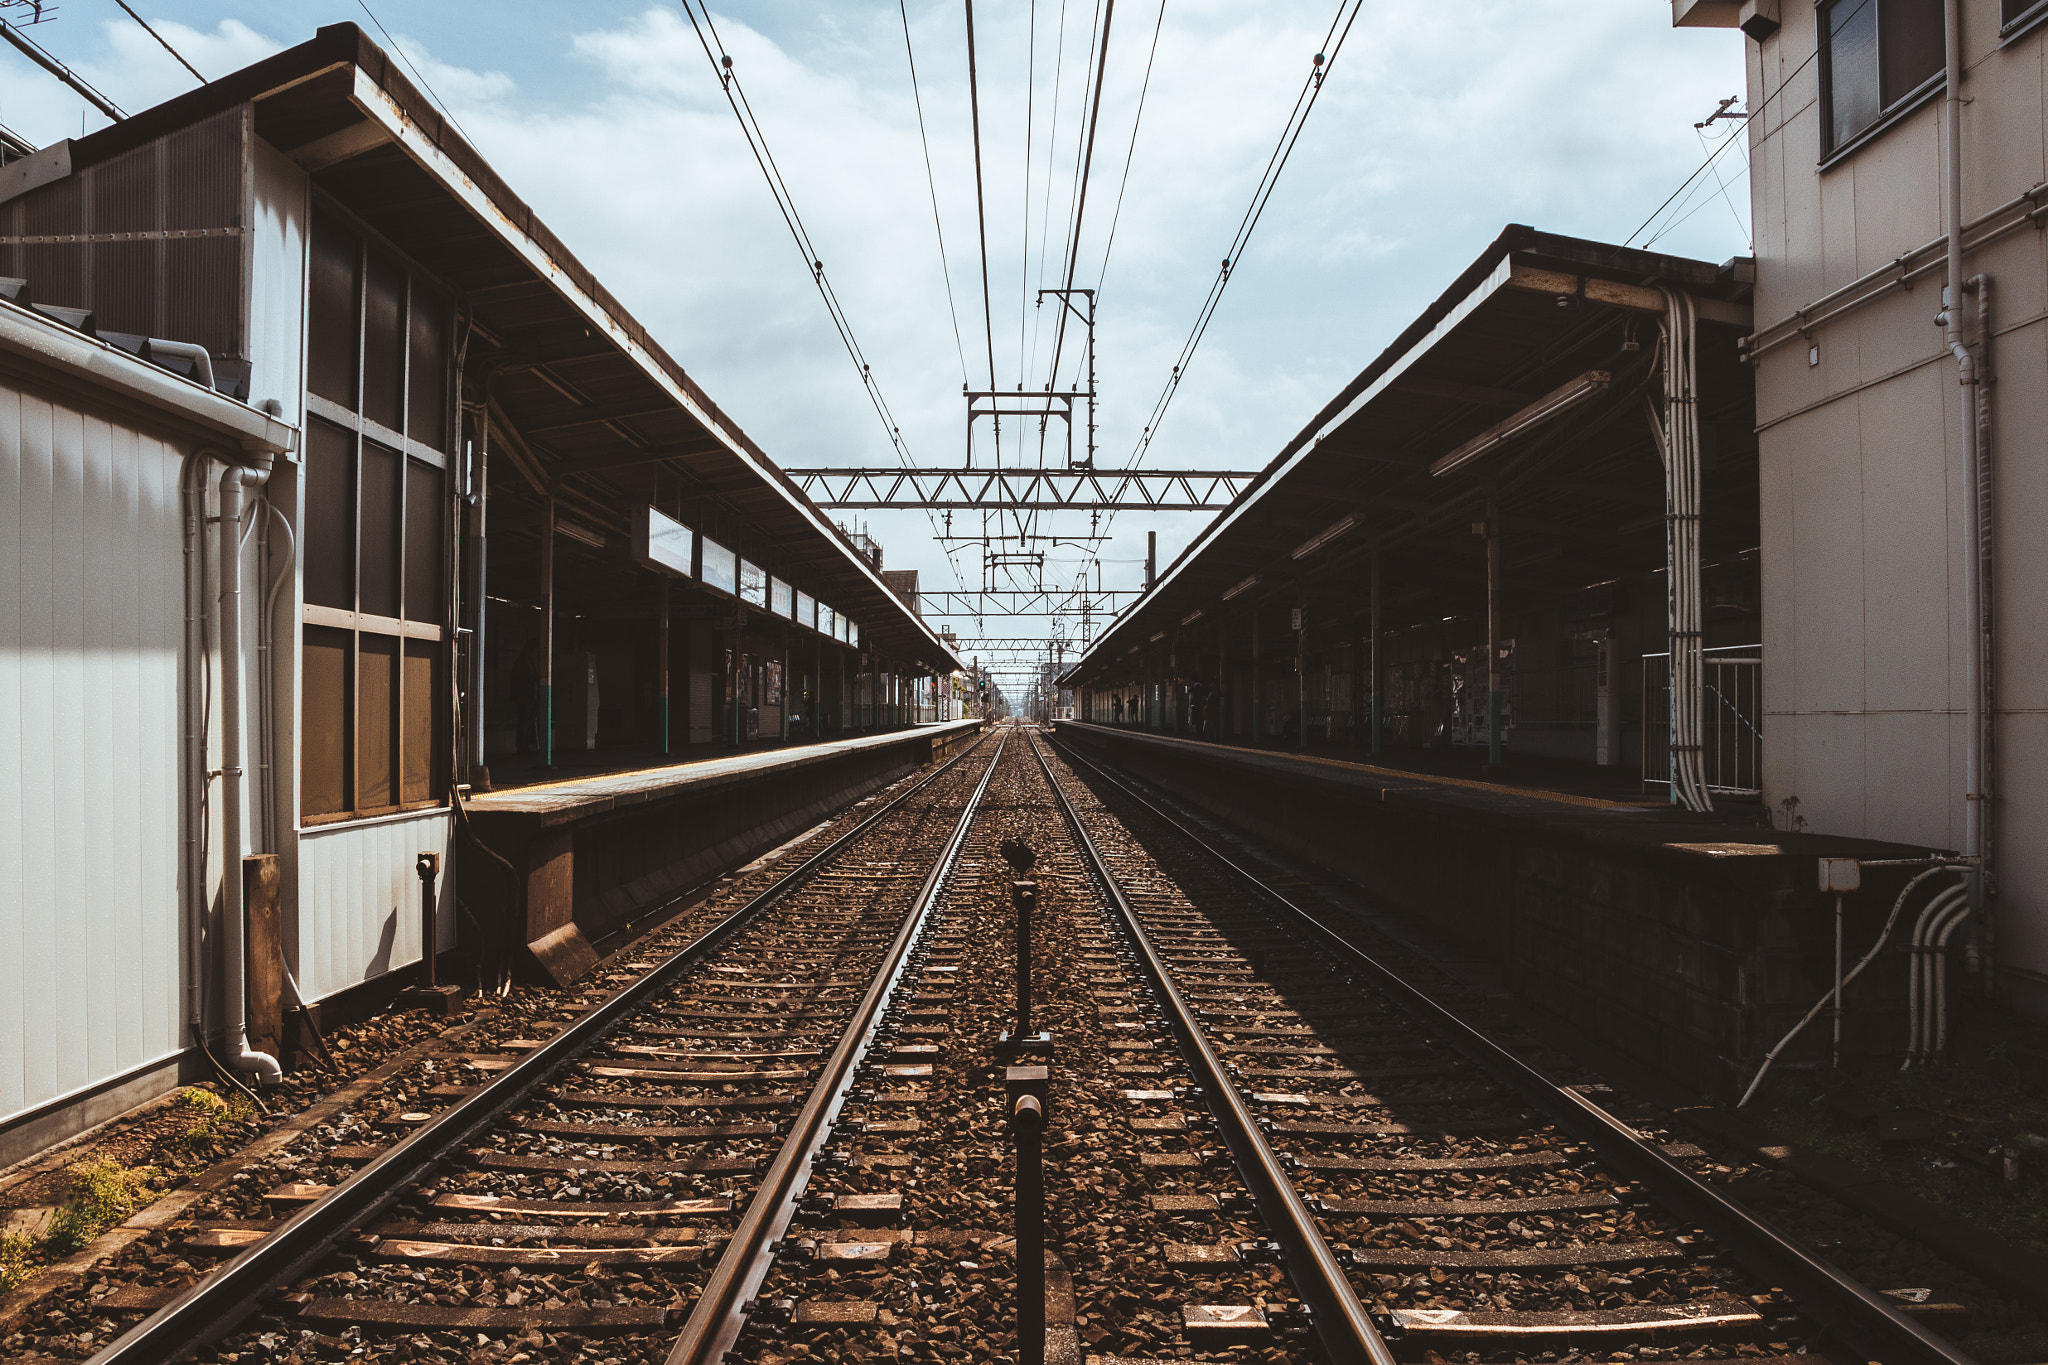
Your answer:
[1670,0,2048,1013]
[1065,228,1761,801]
[0,25,961,1162]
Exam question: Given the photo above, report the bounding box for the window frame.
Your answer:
[1817,0,1948,167]
[300,198,455,828]
[2001,0,2048,43]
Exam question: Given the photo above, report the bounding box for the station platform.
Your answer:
[463,720,984,985]
[1052,721,1946,1097]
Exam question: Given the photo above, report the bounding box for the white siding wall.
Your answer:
[249,139,309,427]
[1749,0,2048,1006]
[0,378,188,1126]
[295,810,454,1003]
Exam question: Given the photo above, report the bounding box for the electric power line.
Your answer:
[1090,0,1165,300]
[355,0,477,149]
[111,0,204,84]
[1622,0,1864,248]
[898,0,971,386]
[680,0,966,588]
[963,0,999,398]
[1043,0,1114,395]
[1122,0,1361,474]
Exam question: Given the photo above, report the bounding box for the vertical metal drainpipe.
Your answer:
[541,498,556,768]
[658,576,671,756]
[1943,0,1988,921]
[218,462,283,1087]
[1485,499,1503,768]
[1369,549,1382,755]
[467,410,489,773]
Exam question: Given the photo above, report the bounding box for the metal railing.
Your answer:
[1642,645,1762,797]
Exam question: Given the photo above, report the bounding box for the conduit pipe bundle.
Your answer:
[1655,287,1712,813]
[1740,864,1966,1106]
[1905,877,1978,1067]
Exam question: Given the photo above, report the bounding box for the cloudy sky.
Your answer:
[0,1,1750,674]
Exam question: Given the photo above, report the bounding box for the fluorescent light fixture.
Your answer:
[1221,573,1261,601]
[1149,631,1167,643]
[557,519,607,549]
[1292,513,1358,560]
[1181,608,1205,626]
[1430,370,1611,477]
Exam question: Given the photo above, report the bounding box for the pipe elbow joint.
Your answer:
[1950,339,1976,383]
[229,1045,284,1087]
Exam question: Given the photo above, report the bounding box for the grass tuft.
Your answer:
[41,1157,161,1254]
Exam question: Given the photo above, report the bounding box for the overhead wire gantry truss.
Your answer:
[790,467,1261,511]
[920,587,1134,618]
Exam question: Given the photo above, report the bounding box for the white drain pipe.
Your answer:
[1942,0,1989,929]
[218,461,283,1087]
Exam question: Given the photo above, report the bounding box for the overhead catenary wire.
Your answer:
[355,0,478,149]
[899,0,971,387]
[1090,0,1166,300]
[1622,0,1864,249]
[111,0,205,84]
[1025,0,1073,392]
[963,0,1000,398]
[1122,0,1361,475]
[1019,0,1037,390]
[1043,0,1115,399]
[679,0,966,586]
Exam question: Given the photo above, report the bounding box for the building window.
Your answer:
[2003,0,2048,34]
[301,204,452,823]
[1822,0,1944,155]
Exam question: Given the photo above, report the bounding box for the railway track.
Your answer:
[58,722,2011,1364]
[1034,729,1980,1365]
[81,727,1006,1365]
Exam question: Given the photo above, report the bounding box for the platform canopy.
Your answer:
[1062,225,1756,693]
[55,23,960,675]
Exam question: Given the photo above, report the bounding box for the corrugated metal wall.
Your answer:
[0,104,249,363]
[294,810,453,1003]
[0,376,188,1127]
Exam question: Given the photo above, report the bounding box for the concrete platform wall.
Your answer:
[1056,723,1933,1097]
[463,723,983,985]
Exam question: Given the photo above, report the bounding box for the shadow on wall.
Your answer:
[366,908,398,980]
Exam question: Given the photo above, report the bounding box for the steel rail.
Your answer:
[88,726,997,1365]
[666,725,1011,1364]
[1049,732,1981,1365]
[1024,730,1396,1365]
